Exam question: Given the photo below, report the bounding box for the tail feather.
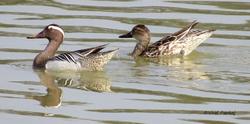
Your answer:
[98,48,118,61]
[182,29,215,56]
[79,48,118,71]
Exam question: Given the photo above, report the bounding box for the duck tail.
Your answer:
[100,48,119,61]
[79,48,118,71]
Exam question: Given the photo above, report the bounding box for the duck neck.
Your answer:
[132,38,150,57]
[33,39,62,68]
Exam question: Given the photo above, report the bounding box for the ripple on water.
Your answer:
[0,0,250,124]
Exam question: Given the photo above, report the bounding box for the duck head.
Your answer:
[27,24,64,42]
[119,24,151,57]
[119,24,150,42]
[27,24,65,68]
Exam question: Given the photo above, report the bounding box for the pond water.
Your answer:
[0,0,250,124]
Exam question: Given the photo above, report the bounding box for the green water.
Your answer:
[0,0,250,124]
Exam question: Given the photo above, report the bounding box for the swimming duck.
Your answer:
[27,24,118,71]
[119,21,215,57]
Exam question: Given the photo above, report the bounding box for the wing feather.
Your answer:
[145,21,199,57]
[50,44,109,63]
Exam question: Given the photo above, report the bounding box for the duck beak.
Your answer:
[27,30,46,39]
[119,31,133,38]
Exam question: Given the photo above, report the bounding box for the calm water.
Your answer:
[0,0,250,124]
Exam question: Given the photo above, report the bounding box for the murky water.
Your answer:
[0,0,250,124]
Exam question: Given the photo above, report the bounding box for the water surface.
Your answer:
[0,0,250,124]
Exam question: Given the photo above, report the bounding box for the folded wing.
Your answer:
[50,44,109,63]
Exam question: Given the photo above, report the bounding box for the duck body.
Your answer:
[28,24,117,71]
[144,29,214,57]
[46,45,117,71]
[119,21,215,58]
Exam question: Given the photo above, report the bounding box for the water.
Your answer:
[0,0,250,124]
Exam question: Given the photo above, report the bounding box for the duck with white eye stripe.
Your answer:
[27,24,118,71]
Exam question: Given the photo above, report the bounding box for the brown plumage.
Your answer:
[119,21,215,58]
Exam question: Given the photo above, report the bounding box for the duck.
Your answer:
[119,21,215,58]
[27,24,118,71]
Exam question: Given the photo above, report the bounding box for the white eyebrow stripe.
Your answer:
[48,26,65,37]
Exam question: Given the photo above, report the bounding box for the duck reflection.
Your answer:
[31,70,62,108]
[49,71,111,92]
[30,69,111,108]
[134,51,209,81]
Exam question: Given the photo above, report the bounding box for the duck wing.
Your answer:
[50,44,109,63]
[151,21,199,47]
[145,21,199,57]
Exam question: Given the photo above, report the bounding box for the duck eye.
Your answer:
[48,27,53,31]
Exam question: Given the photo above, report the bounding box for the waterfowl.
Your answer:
[119,21,215,57]
[27,24,118,71]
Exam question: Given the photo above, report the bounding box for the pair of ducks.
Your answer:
[27,21,215,71]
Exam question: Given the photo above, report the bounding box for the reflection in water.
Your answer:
[27,70,111,108]
[134,55,185,66]
[27,70,62,108]
[134,52,209,81]
[1,0,250,123]
[51,71,112,92]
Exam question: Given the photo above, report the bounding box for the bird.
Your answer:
[119,21,215,58]
[27,24,118,71]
